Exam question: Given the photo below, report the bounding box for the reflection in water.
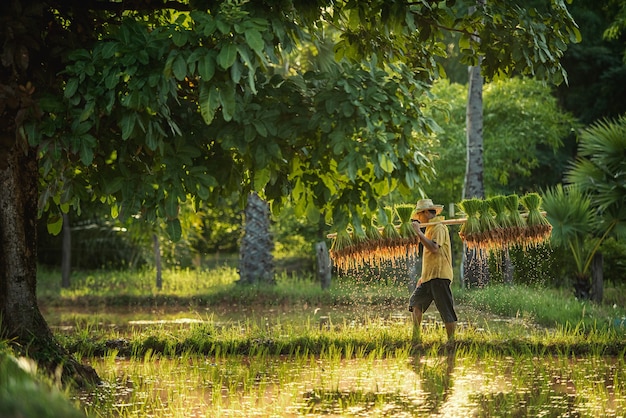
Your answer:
[412,350,455,414]
[80,352,625,417]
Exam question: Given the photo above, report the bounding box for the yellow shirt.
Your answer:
[420,216,453,283]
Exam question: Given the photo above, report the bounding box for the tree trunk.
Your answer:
[61,213,71,288]
[238,192,275,285]
[591,252,603,303]
[463,64,484,201]
[315,241,331,290]
[462,0,488,288]
[462,61,489,288]
[0,138,99,386]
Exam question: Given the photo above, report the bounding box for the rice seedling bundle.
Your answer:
[348,223,369,270]
[520,192,552,248]
[395,204,420,259]
[381,206,405,265]
[488,195,510,250]
[477,199,499,252]
[457,198,482,249]
[362,214,384,266]
[329,229,354,273]
[505,194,526,245]
[328,193,553,271]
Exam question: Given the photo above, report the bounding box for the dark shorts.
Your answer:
[409,278,458,323]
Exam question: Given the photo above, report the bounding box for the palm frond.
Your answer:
[542,184,594,247]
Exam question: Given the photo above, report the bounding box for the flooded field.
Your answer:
[78,350,624,417]
[41,304,626,417]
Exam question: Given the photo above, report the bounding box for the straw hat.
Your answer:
[414,198,444,215]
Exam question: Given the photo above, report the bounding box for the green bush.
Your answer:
[0,351,86,418]
[600,238,626,285]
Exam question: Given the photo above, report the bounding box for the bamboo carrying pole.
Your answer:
[325,212,546,239]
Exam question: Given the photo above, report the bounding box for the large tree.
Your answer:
[1,0,579,383]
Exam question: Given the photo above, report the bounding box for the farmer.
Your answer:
[409,198,458,343]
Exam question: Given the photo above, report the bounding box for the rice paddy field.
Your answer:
[31,265,626,417]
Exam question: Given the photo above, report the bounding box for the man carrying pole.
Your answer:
[409,199,458,344]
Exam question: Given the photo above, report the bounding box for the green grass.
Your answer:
[456,283,626,329]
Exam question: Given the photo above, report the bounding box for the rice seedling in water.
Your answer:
[75,340,626,417]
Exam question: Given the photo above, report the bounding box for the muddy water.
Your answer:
[79,352,625,417]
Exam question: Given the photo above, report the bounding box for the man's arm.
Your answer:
[412,220,440,254]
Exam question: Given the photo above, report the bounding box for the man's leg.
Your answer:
[430,279,457,342]
[444,321,456,341]
[411,306,423,341]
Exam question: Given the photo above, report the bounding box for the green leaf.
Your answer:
[379,153,395,173]
[166,218,182,242]
[202,15,217,36]
[164,193,178,219]
[173,54,188,81]
[198,52,216,81]
[104,177,124,194]
[79,101,95,122]
[306,202,321,224]
[220,84,236,122]
[252,119,267,137]
[197,184,210,200]
[64,78,79,99]
[101,42,117,59]
[244,28,264,53]
[145,128,158,151]
[172,30,188,47]
[254,167,271,190]
[199,82,220,124]
[217,43,237,70]
[230,59,242,83]
[120,112,136,140]
[571,26,582,43]
[79,134,96,165]
[236,45,257,93]
[47,214,63,236]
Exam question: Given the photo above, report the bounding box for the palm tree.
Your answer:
[566,115,626,236]
[543,115,626,301]
[542,184,596,297]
